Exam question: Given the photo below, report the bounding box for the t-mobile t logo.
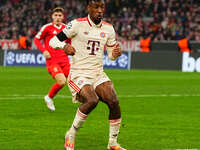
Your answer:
[87,40,100,55]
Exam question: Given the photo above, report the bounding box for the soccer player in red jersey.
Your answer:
[34,7,71,111]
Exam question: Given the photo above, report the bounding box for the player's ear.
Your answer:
[51,13,54,19]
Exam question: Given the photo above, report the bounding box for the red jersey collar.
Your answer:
[52,22,63,29]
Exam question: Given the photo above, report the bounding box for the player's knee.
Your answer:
[57,78,66,86]
[87,97,99,109]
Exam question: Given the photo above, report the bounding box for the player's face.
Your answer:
[88,0,105,25]
[52,12,64,26]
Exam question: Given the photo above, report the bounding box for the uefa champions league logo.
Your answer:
[6,51,15,65]
[5,51,46,66]
[118,54,128,68]
[103,52,129,69]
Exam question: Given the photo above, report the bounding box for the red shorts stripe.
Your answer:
[70,80,81,91]
[67,74,81,92]
[69,80,80,91]
[68,81,80,93]
[67,75,81,93]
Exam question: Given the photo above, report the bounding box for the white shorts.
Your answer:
[67,71,110,103]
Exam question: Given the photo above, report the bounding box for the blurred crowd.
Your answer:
[105,0,200,41]
[0,0,200,42]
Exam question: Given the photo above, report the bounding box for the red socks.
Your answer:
[48,83,63,99]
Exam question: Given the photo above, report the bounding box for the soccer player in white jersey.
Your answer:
[49,0,126,149]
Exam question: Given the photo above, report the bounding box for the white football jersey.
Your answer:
[62,15,116,77]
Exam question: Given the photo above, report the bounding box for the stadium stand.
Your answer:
[0,0,200,42]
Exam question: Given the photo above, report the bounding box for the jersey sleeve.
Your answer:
[106,26,117,47]
[49,36,66,49]
[34,37,46,53]
[106,26,117,60]
[35,25,47,40]
[62,20,79,38]
[34,25,48,52]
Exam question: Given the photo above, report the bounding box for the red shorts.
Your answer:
[47,64,70,78]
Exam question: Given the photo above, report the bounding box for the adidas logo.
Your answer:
[53,30,57,34]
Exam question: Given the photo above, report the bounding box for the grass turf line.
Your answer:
[0,67,200,150]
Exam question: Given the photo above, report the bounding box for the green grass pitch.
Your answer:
[0,67,200,150]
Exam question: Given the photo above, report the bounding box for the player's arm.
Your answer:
[49,31,75,55]
[107,43,122,60]
[49,21,77,55]
[106,27,122,60]
[49,31,67,49]
[34,26,51,59]
[34,38,51,59]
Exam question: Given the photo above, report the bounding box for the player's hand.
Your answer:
[112,43,122,59]
[43,50,51,59]
[64,44,76,56]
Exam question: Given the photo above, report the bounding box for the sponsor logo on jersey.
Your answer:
[100,32,105,38]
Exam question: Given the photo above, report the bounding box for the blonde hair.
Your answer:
[52,7,64,15]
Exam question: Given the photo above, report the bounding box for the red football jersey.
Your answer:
[34,22,70,66]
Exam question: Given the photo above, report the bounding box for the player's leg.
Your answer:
[95,81,126,150]
[65,77,99,150]
[49,73,66,97]
[67,84,99,134]
[96,81,121,119]
[45,64,67,111]
[48,64,69,98]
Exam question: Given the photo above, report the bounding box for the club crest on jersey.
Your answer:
[66,22,72,29]
[100,32,106,38]
[78,80,84,86]
[53,67,58,72]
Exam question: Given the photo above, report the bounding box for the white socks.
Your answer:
[68,109,122,144]
[109,118,121,143]
[69,108,87,135]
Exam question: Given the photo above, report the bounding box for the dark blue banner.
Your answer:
[3,50,131,69]
[103,51,131,69]
[4,50,46,66]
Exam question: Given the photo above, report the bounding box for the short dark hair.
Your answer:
[87,0,104,5]
[52,7,64,14]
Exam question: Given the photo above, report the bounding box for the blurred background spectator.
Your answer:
[0,0,200,42]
